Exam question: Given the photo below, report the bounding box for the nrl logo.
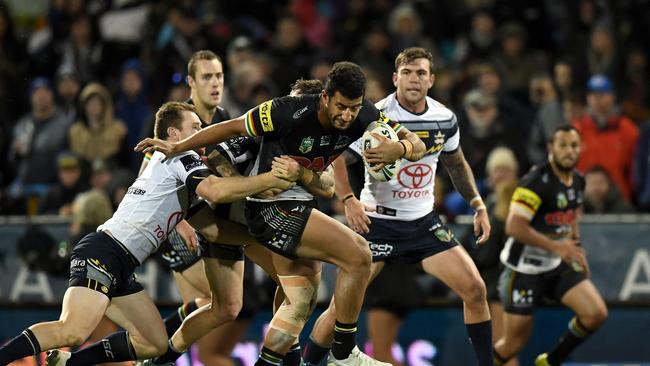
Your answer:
[557,192,568,209]
[299,136,314,153]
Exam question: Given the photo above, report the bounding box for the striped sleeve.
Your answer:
[510,187,542,221]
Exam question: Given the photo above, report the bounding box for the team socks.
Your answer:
[283,343,302,366]
[547,317,594,365]
[0,328,42,364]
[331,320,357,360]
[67,331,136,366]
[163,300,198,337]
[466,320,494,366]
[151,339,184,364]
[255,346,284,366]
[302,337,330,365]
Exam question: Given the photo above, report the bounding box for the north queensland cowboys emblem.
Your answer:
[299,137,314,153]
[433,227,452,242]
[434,131,445,145]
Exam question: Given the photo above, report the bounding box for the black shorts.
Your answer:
[480,266,503,302]
[244,200,317,259]
[158,233,245,273]
[364,263,424,318]
[499,261,587,315]
[69,232,144,299]
[364,211,457,264]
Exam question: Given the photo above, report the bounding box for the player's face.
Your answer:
[177,111,205,155]
[393,58,434,105]
[549,130,581,172]
[323,91,363,130]
[188,59,224,108]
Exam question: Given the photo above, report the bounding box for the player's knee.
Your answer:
[210,298,242,323]
[581,305,608,329]
[59,321,93,346]
[346,235,372,269]
[461,276,487,305]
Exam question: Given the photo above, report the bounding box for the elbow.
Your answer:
[197,176,226,204]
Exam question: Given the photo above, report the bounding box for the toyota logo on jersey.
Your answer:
[397,163,433,189]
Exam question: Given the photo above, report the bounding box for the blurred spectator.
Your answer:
[58,14,106,84]
[387,4,435,58]
[574,23,621,87]
[573,74,639,200]
[105,168,135,210]
[583,165,635,214]
[473,63,531,134]
[166,80,191,102]
[634,123,650,212]
[352,25,393,82]
[490,21,537,104]
[69,82,128,167]
[39,151,89,216]
[269,14,312,92]
[553,59,575,102]
[55,64,82,124]
[453,10,497,66]
[115,59,153,172]
[89,158,113,193]
[8,77,71,214]
[69,188,113,244]
[221,59,264,117]
[365,72,388,104]
[458,89,527,181]
[0,2,28,121]
[152,4,217,102]
[620,47,650,123]
[527,74,565,164]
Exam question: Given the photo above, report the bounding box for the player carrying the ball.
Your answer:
[135,61,425,366]
[302,47,495,366]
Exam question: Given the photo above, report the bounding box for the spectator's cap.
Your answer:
[29,76,53,96]
[56,65,79,82]
[587,74,614,93]
[464,89,496,110]
[92,158,110,173]
[57,151,80,170]
[121,58,144,76]
[228,36,253,53]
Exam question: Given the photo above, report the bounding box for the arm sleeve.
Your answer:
[347,137,364,159]
[441,114,460,154]
[510,170,544,221]
[214,136,259,166]
[243,97,293,138]
[170,152,212,193]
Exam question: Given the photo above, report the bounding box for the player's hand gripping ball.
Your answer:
[362,122,401,182]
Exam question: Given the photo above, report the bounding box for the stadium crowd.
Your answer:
[1,0,649,218]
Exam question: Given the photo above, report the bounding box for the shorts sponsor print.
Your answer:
[364,211,457,264]
[69,232,143,299]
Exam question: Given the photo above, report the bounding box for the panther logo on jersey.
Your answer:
[397,163,433,189]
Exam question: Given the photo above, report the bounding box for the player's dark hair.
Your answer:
[154,102,197,139]
[187,50,222,78]
[290,79,323,96]
[549,124,580,143]
[395,47,435,74]
[324,62,366,100]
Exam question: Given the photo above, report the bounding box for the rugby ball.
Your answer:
[362,122,401,182]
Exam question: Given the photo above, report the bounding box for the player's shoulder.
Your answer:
[424,97,456,122]
[271,94,319,119]
[519,163,552,189]
[171,151,204,172]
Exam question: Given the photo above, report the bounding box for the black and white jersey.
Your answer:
[349,93,459,221]
[98,151,211,264]
[500,162,585,274]
[243,94,401,201]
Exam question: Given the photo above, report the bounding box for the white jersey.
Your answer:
[349,93,459,221]
[98,151,211,264]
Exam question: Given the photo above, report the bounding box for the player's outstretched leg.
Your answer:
[421,246,494,366]
[295,210,389,366]
[0,287,109,365]
[536,280,607,366]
